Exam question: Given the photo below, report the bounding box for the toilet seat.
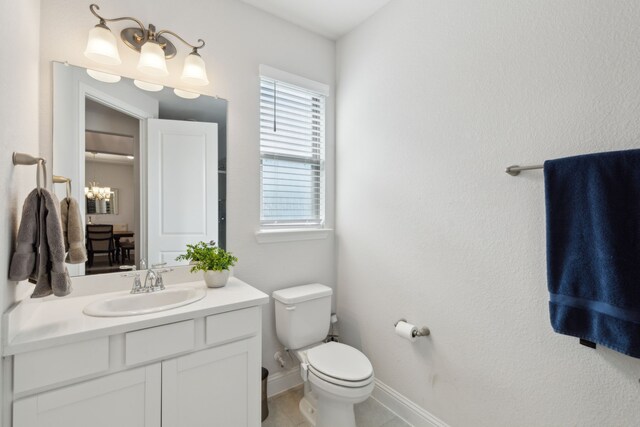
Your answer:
[308,365,374,388]
[306,342,374,388]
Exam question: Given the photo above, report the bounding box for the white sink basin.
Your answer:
[83,286,207,317]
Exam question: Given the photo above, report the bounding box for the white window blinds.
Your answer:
[260,75,326,228]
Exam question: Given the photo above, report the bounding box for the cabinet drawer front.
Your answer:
[126,320,195,366]
[206,307,259,347]
[14,337,109,394]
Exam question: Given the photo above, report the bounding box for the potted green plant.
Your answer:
[175,241,238,288]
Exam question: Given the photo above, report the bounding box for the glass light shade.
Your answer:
[174,88,200,99]
[86,69,121,83]
[84,25,121,65]
[134,79,164,92]
[181,52,209,86]
[138,42,169,76]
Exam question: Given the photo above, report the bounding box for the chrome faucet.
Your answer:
[122,260,172,294]
[124,261,173,294]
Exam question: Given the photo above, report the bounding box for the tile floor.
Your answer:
[262,385,410,427]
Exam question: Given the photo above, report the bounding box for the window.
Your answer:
[259,68,327,228]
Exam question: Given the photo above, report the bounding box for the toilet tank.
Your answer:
[273,284,333,350]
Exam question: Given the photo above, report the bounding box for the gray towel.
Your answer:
[9,189,72,298]
[9,190,38,282]
[61,197,87,264]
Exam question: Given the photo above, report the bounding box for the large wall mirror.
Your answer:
[53,62,227,277]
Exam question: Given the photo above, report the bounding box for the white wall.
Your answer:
[39,0,335,377]
[337,1,640,426]
[0,0,40,423]
[85,161,135,229]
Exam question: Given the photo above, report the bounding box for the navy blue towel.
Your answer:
[544,149,640,358]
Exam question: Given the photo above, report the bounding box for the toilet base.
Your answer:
[315,397,357,427]
[299,394,317,426]
[298,380,364,427]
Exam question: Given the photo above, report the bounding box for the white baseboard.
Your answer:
[266,367,303,398]
[371,379,448,427]
[266,370,448,427]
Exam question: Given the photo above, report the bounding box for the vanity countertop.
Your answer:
[3,277,269,356]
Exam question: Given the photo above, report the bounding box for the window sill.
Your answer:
[255,228,333,244]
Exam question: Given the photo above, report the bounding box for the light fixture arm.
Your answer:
[89,4,146,34]
[155,30,205,51]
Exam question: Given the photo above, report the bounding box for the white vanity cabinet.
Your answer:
[8,299,265,427]
[13,364,162,427]
[162,339,259,427]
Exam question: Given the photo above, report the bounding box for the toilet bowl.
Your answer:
[273,284,375,427]
[309,371,375,427]
[299,341,374,427]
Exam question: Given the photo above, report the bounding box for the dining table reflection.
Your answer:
[113,230,135,264]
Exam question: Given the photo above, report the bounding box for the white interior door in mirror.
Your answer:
[147,119,218,266]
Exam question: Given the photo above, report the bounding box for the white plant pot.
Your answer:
[203,270,230,288]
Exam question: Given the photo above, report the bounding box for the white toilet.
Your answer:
[273,284,374,427]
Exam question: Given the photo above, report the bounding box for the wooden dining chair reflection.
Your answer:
[119,239,135,263]
[86,224,116,267]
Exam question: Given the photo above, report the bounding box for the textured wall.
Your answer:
[336,1,640,425]
[38,0,336,377]
[0,0,40,312]
[0,0,41,423]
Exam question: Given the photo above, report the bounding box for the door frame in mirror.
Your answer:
[53,62,159,275]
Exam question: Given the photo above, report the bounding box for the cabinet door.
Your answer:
[162,338,261,427]
[14,364,161,427]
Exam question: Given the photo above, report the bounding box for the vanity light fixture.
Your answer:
[84,4,210,86]
[85,182,111,200]
[133,80,164,92]
[174,88,201,99]
[84,21,121,65]
[86,69,121,83]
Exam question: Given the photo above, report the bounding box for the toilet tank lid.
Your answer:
[272,284,332,304]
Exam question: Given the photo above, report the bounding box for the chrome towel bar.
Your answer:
[505,164,543,176]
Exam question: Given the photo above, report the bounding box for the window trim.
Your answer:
[259,65,328,231]
[259,65,330,97]
[254,228,333,244]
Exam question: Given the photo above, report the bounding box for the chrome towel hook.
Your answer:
[13,152,48,194]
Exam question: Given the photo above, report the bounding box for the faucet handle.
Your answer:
[122,270,143,293]
[139,259,147,270]
[152,265,173,291]
[130,275,143,293]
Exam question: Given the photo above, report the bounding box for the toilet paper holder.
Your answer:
[395,319,430,338]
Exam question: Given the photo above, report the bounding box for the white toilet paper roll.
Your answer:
[395,321,417,342]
